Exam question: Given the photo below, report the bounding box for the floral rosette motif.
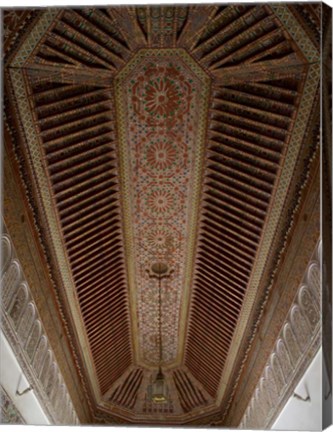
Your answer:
[131,62,194,128]
[139,224,182,256]
[140,182,183,220]
[140,131,187,178]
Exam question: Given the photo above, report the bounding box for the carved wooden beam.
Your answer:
[19,63,112,87]
[176,5,218,49]
[212,54,308,86]
[107,7,147,49]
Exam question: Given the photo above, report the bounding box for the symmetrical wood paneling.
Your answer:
[185,77,302,397]
[190,5,296,69]
[109,368,144,410]
[4,4,318,424]
[173,370,207,413]
[27,76,132,395]
[33,9,132,69]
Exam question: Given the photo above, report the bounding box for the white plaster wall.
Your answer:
[0,331,50,425]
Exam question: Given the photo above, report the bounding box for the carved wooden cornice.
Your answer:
[239,240,321,429]
[1,224,79,425]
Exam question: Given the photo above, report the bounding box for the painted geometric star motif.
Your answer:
[141,182,184,220]
[131,62,193,128]
[141,224,181,256]
[144,75,180,116]
[115,50,210,365]
[147,139,177,171]
[140,132,188,178]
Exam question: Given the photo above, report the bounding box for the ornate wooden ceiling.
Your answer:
[114,48,210,367]
[3,3,321,425]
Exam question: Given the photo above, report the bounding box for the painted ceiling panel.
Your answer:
[3,3,320,425]
[114,48,210,366]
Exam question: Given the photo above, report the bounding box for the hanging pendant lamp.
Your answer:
[148,262,172,404]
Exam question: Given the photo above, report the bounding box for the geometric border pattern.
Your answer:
[8,9,60,68]
[271,4,320,63]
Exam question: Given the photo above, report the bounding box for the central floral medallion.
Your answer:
[115,49,210,366]
[131,63,193,128]
[145,76,180,116]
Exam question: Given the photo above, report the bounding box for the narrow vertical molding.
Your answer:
[321,2,332,428]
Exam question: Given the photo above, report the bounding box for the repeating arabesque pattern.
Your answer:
[115,50,210,365]
[1,226,79,425]
[131,61,192,361]
[239,240,321,429]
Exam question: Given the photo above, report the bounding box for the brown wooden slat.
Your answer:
[212,54,306,85]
